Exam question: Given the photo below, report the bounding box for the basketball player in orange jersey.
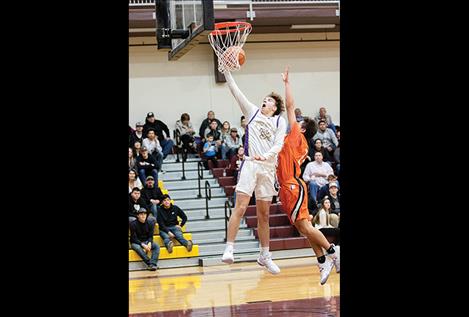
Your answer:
[277,66,340,285]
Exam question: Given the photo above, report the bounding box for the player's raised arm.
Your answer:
[282,66,297,128]
[224,71,258,119]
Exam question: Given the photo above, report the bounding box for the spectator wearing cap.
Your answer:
[175,113,196,152]
[129,122,145,147]
[222,127,242,160]
[129,208,160,271]
[142,128,164,172]
[313,119,338,157]
[326,182,340,214]
[317,175,340,203]
[128,187,150,223]
[199,110,223,141]
[136,147,159,185]
[141,175,164,219]
[143,112,174,159]
[157,195,193,253]
[128,168,143,193]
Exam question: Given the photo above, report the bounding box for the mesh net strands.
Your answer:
[208,22,252,73]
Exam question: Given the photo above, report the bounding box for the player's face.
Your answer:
[261,96,277,116]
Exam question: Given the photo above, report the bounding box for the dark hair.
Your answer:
[131,187,141,193]
[301,117,317,141]
[318,119,327,125]
[206,133,214,138]
[160,194,171,205]
[268,92,285,116]
[181,113,190,121]
[240,115,245,120]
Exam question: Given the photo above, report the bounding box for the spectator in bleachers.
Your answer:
[333,126,340,175]
[295,108,304,122]
[129,147,137,171]
[128,169,143,193]
[199,110,223,140]
[317,174,339,202]
[220,121,231,141]
[313,197,339,228]
[237,115,247,143]
[203,133,218,168]
[303,152,334,205]
[128,187,150,223]
[229,146,244,179]
[142,128,164,172]
[132,140,142,159]
[129,208,159,271]
[204,120,222,141]
[157,195,193,254]
[136,147,159,185]
[310,138,333,164]
[129,122,144,147]
[143,112,174,159]
[222,127,242,160]
[141,175,164,219]
[175,113,196,152]
[326,182,340,214]
[314,107,336,133]
[313,120,338,158]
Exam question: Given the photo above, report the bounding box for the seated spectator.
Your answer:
[141,175,164,219]
[157,195,193,253]
[204,120,222,141]
[222,127,242,160]
[220,121,231,141]
[313,120,338,157]
[229,146,244,179]
[128,169,143,193]
[295,108,304,122]
[129,122,144,147]
[314,106,336,133]
[129,147,137,171]
[310,138,333,164]
[199,110,223,140]
[317,174,340,202]
[132,140,142,159]
[128,187,150,223]
[237,115,247,143]
[175,113,196,152]
[313,197,339,229]
[303,152,334,205]
[326,182,340,214]
[142,128,164,171]
[129,208,159,271]
[143,112,174,159]
[136,147,159,185]
[203,134,218,168]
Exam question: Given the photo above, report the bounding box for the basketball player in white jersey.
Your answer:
[221,70,287,274]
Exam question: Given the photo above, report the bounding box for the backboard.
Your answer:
[156,0,214,60]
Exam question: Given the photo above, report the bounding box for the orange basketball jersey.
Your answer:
[277,123,310,224]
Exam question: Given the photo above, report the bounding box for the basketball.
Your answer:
[223,46,246,66]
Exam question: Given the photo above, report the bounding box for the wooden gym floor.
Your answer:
[129,257,340,316]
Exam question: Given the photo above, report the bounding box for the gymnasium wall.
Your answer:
[129,40,339,133]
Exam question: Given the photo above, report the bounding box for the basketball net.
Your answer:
[208,22,252,73]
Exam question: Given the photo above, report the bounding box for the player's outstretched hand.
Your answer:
[254,155,266,161]
[281,66,289,83]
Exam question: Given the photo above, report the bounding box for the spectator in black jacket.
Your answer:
[129,121,144,147]
[136,147,159,185]
[141,175,164,219]
[199,110,223,140]
[157,195,193,253]
[128,187,150,223]
[129,208,159,271]
[143,112,174,159]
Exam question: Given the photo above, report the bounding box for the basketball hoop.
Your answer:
[208,22,252,73]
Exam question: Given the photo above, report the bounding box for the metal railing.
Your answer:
[129,0,340,7]
[173,129,181,163]
[197,161,204,198]
[180,147,187,180]
[204,180,212,219]
[224,200,234,242]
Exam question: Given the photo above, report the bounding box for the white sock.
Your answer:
[225,242,234,251]
[260,247,270,257]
